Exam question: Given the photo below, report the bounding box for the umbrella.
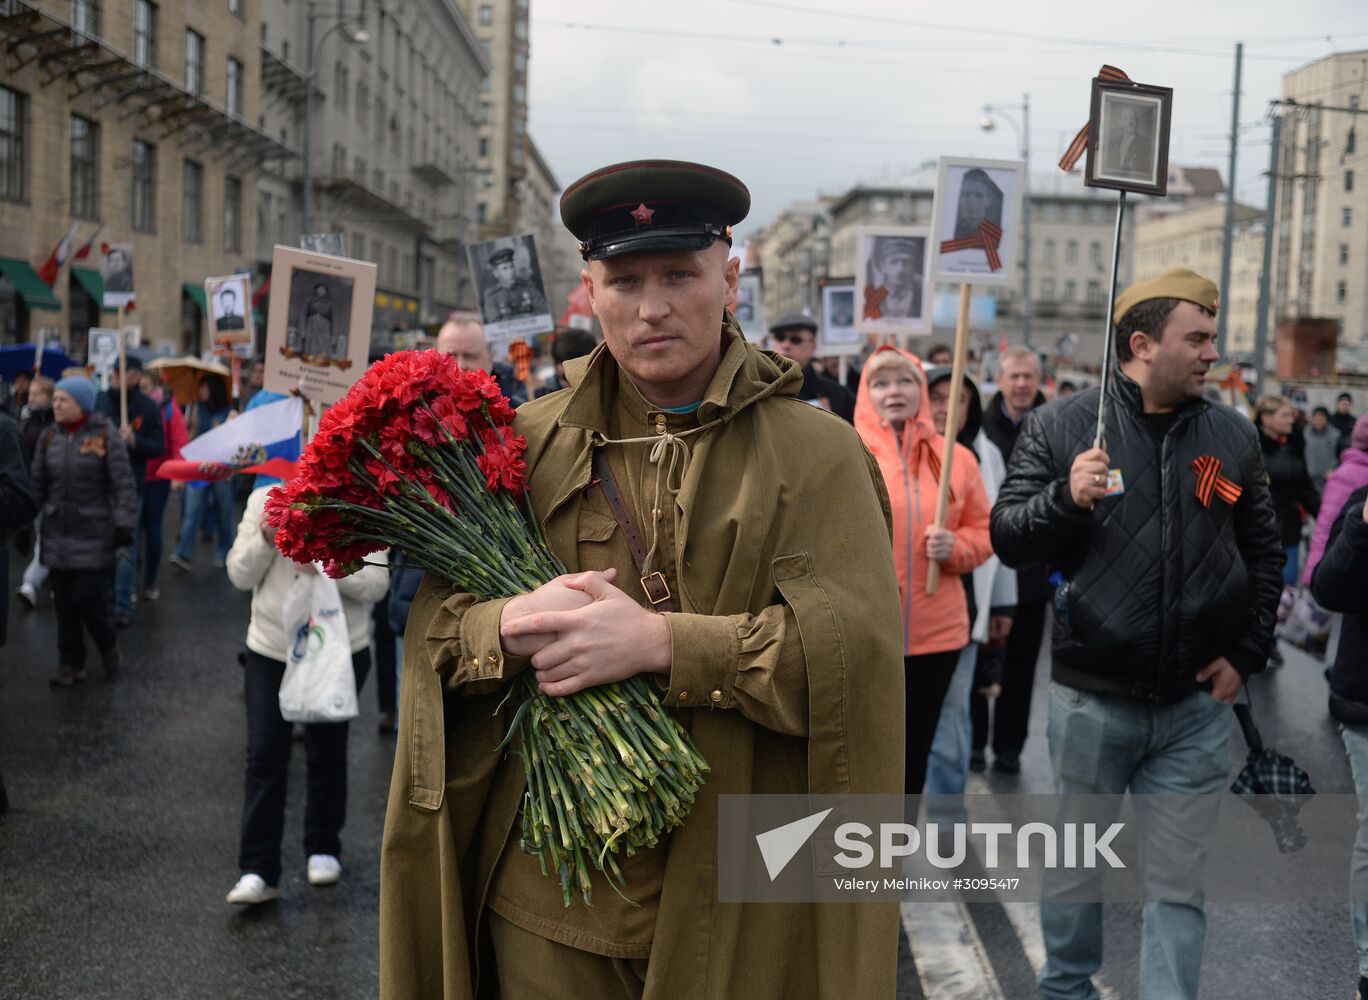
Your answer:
[1229,702,1315,853]
[145,355,231,407]
[0,342,78,380]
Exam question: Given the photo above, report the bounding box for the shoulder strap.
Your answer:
[591,448,676,611]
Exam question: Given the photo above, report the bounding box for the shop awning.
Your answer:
[0,257,61,311]
[182,282,207,312]
[71,267,116,312]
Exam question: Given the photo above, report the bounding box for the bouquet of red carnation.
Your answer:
[264,350,707,906]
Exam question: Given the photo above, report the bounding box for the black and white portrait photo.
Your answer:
[299,233,346,255]
[929,156,1024,289]
[820,282,861,352]
[1086,79,1173,196]
[204,273,255,357]
[855,226,932,336]
[286,269,354,362]
[102,244,134,308]
[466,234,553,342]
[734,272,765,342]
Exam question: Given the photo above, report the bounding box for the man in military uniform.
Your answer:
[871,236,923,320]
[214,286,246,333]
[481,247,548,323]
[381,161,904,999]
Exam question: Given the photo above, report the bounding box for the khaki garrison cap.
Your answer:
[1113,267,1220,325]
[560,159,751,261]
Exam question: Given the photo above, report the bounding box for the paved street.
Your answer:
[0,522,1362,999]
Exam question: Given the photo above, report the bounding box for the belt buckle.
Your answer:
[640,571,672,606]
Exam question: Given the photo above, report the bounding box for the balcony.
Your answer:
[410,161,456,187]
[319,173,426,231]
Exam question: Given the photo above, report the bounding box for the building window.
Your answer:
[357,80,370,129]
[224,175,242,252]
[514,17,527,41]
[335,64,348,112]
[1040,278,1055,300]
[131,139,156,232]
[228,0,243,19]
[72,0,100,39]
[182,159,202,242]
[331,143,345,176]
[513,83,525,104]
[185,30,204,95]
[227,57,244,117]
[1063,280,1076,302]
[1349,129,1358,156]
[1089,241,1102,267]
[1065,240,1078,265]
[478,3,492,25]
[478,136,488,158]
[1346,207,1354,228]
[133,0,158,69]
[354,155,365,180]
[1342,244,1351,266]
[1347,170,1355,193]
[1338,281,1348,303]
[70,116,99,219]
[1087,280,1102,304]
[477,202,487,224]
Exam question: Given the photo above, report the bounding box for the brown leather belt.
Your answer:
[591,448,676,611]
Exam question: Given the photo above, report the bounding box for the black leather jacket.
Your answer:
[990,370,1283,704]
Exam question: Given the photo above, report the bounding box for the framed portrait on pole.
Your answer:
[466,233,554,343]
[927,156,1024,288]
[204,273,255,359]
[101,243,134,309]
[818,278,862,355]
[733,271,765,343]
[855,226,932,337]
[1085,77,1173,196]
[263,245,376,405]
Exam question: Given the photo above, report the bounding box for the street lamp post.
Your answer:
[981,93,1031,347]
[302,1,368,239]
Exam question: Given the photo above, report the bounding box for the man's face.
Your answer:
[1136,301,1220,407]
[28,383,51,409]
[109,366,137,390]
[13,372,30,394]
[584,243,737,403]
[436,321,492,372]
[493,260,517,287]
[770,325,816,369]
[928,378,970,437]
[250,364,264,388]
[314,284,327,299]
[1122,109,1140,136]
[960,179,989,230]
[880,251,917,294]
[220,291,237,312]
[1339,397,1353,415]
[107,250,128,273]
[999,357,1041,416]
[1311,411,1329,431]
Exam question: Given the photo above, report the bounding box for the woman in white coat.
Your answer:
[224,484,389,905]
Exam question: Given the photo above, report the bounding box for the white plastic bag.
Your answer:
[279,572,358,723]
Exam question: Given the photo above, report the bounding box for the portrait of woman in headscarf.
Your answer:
[953,168,1004,239]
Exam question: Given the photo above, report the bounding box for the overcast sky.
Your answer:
[527,0,1367,247]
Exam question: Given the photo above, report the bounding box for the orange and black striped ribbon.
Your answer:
[1058,65,1132,172]
[920,440,956,504]
[507,339,534,381]
[939,220,1005,271]
[864,285,889,319]
[1190,455,1242,508]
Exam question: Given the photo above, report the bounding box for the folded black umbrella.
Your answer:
[1229,702,1315,853]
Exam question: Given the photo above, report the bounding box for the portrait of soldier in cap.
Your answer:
[473,238,551,331]
[868,234,926,320]
[382,159,904,1000]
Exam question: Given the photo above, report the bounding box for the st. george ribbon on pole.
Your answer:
[1095,190,1127,448]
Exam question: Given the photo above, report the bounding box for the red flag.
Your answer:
[36,225,77,286]
[251,274,271,308]
[72,224,103,261]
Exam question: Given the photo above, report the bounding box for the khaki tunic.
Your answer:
[380,319,905,999]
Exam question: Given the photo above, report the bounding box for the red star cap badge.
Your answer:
[630,202,655,226]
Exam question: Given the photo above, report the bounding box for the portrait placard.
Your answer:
[927,157,1025,289]
[466,234,553,343]
[204,273,255,359]
[855,226,933,336]
[734,272,765,343]
[1085,78,1173,196]
[300,233,346,255]
[818,279,861,355]
[88,327,120,374]
[101,243,134,309]
[263,245,376,405]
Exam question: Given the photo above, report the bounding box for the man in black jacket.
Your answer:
[973,344,1048,774]
[1310,484,1368,1000]
[0,410,37,816]
[96,355,165,627]
[991,268,1282,1000]
[767,314,855,423]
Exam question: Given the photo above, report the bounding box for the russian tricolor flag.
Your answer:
[158,396,302,482]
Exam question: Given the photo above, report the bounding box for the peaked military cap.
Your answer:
[1113,267,1219,325]
[560,159,750,261]
[769,313,818,335]
[488,248,516,266]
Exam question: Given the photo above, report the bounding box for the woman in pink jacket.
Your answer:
[856,346,993,796]
[1305,411,1368,586]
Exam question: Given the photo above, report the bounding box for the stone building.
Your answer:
[0,0,286,358]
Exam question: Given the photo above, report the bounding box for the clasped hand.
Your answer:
[499,569,672,698]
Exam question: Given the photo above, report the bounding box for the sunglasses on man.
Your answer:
[771,330,814,344]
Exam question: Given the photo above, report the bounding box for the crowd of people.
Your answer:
[2,161,1368,998]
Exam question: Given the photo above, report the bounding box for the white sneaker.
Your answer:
[226,873,280,905]
[16,583,36,609]
[307,854,342,886]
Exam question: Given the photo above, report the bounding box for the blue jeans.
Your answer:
[925,643,977,825]
[1283,543,1300,588]
[1039,682,1232,1000]
[113,494,143,615]
[1340,723,1368,977]
[175,480,237,563]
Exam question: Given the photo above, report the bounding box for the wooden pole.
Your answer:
[117,304,128,428]
[231,354,241,407]
[925,283,972,596]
